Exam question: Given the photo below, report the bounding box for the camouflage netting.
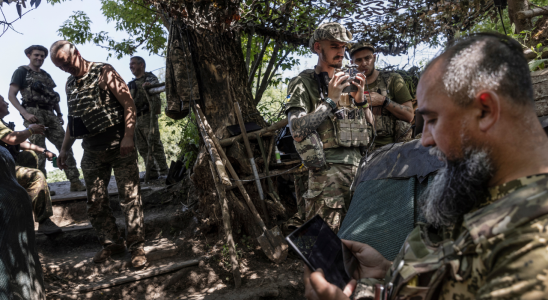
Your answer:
[147,0,498,56]
[338,140,443,261]
[0,147,44,300]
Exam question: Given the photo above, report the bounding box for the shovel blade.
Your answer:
[257,226,288,264]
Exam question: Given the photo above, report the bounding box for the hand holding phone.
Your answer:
[286,215,358,290]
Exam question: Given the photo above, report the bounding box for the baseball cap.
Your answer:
[309,22,354,54]
[348,41,376,57]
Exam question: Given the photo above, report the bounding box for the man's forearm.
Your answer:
[54,103,62,115]
[20,141,44,152]
[123,107,136,138]
[385,100,414,122]
[289,103,333,142]
[61,127,76,152]
[1,129,32,145]
[7,91,28,116]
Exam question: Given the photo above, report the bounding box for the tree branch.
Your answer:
[245,28,254,72]
[247,36,270,85]
[254,41,281,105]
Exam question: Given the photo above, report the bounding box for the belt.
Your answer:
[23,102,53,111]
[137,109,150,117]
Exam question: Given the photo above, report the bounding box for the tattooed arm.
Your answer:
[384,100,414,123]
[288,104,334,143]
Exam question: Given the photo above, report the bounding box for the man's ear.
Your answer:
[314,41,321,54]
[475,90,500,132]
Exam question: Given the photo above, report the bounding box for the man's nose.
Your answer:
[421,127,435,148]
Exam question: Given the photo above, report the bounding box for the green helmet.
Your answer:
[309,22,353,54]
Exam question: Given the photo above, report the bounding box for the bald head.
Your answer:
[50,40,77,59]
[50,40,87,77]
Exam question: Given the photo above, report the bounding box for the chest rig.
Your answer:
[293,70,371,171]
[66,63,125,139]
[18,66,60,106]
[372,72,397,138]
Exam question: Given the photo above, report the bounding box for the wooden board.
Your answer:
[51,186,152,203]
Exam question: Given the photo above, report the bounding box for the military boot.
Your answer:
[70,179,86,192]
[38,218,62,235]
[93,239,127,264]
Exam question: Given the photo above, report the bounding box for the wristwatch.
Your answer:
[325,98,338,112]
[43,149,51,154]
[382,97,391,108]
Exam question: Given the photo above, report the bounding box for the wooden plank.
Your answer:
[36,223,93,235]
[51,187,153,203]
[78,257,203,292]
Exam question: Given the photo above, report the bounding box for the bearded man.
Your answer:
[286,22,373,233]
[304,32,548,300]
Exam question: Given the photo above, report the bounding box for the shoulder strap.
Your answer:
[464,176,548,244]
[19,65,30,71]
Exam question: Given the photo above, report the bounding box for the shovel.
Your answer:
[195,104,288,264]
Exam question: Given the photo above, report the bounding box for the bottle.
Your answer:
[52,156,58,168]
[274,146,282,164]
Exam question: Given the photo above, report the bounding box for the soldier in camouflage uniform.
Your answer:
[50,41,146,268]
[304,33,548,300]
[286,23,373,233]
[348,42,414,150]
[128,56,169,179]
[7,45,85,192]
[0,95,61,235]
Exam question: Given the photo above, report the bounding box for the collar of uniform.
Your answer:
[486,173,548,205]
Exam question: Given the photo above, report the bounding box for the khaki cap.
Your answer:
[349,42,375,57]
[309,22,353,54]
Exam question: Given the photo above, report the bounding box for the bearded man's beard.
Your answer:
[419,146,494,227]
[320,49,343,68]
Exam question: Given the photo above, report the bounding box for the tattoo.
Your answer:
[288,104,333,141]
[389,100,412,113]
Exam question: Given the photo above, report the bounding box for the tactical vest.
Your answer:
[66,63,125,139]
[128,72,160,114]
[378,176,548,300]
[290,70,371,169]
[18,66,60,106]
[373,72,412,143]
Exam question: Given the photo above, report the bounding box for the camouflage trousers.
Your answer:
[81,147,145,250]
[135,113,168,177]
[15,151,52,223]
[303,164,358,234]
[23,107,80,181]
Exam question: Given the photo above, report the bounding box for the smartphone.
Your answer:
[285,215,358,290]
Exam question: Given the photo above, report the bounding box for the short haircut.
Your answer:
[423,32,533,108]
[24,45,48,57]
[50,40,77,58]
[131,56,146,68]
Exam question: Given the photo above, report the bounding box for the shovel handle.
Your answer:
[195,104,268,232]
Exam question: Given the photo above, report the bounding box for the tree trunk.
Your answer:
[166,20,272,237]
[508,0,532,33]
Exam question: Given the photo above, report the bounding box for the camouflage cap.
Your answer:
[348,41,375,57]
[309,22,353,54]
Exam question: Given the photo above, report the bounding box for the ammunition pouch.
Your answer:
[333,108,371,147]
[30,80,47,94]
[294,132,327,171]
[374,108,396,138]
[394,120,413,143]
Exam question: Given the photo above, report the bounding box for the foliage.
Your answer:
[52,0,167,59]
[0,0,41,37]
[47,168,84,183]
[256,82,286,124]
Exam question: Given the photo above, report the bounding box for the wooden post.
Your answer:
[209,161,241,288]
[193,106,232,186]
[219,118,288,147]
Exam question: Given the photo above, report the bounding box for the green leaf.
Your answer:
[529,59,548,71]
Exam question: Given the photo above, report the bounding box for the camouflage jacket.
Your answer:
[18,66,60,106]
[354,174,548,300]
[128,72,161,115]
